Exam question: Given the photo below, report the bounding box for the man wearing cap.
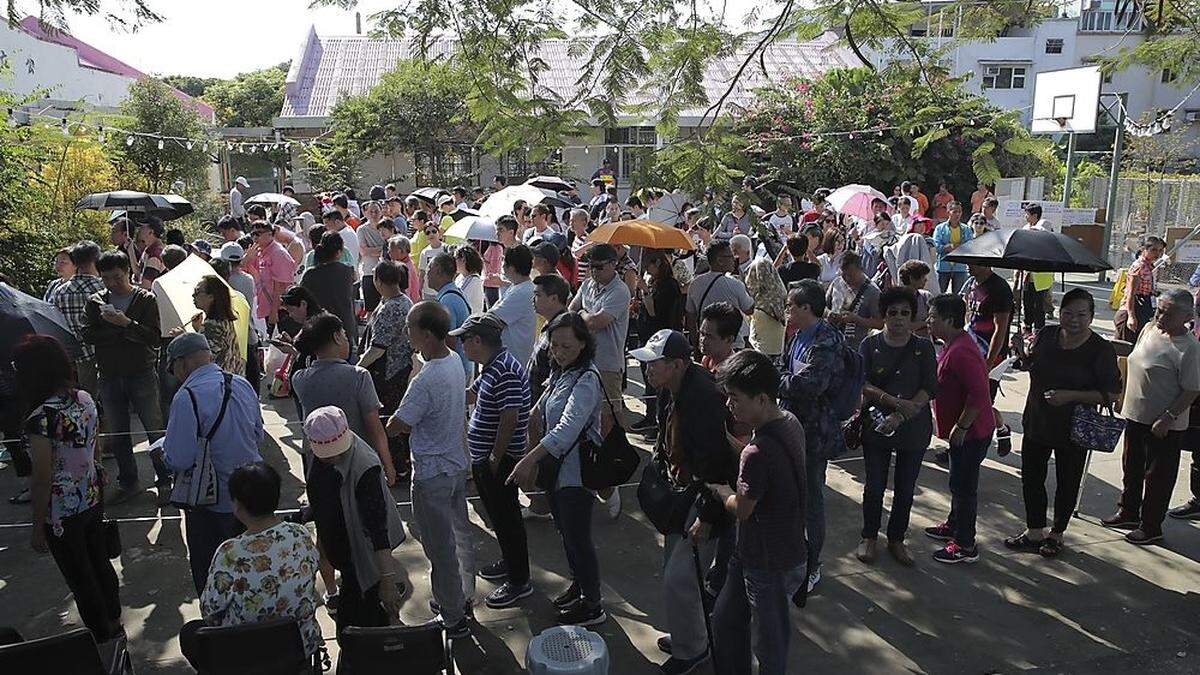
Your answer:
[570,243,631,424]
[456,313,534,608]
[162,333,264,594]
[387,301,474,638]
[630,329,736,673]
[230,176,248,221]
[304,405,406,633]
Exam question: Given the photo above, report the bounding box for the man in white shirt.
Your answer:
[230,176,248,221]
[322,209,360,268]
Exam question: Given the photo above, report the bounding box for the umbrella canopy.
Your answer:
[646,192,689,226]
[444,215,498,243]
[826,184,888,221]
[524,175,574,193]
[151,255,249,352]
[479,185,573,220]
[78,190,172,213]
[156,193,195,219]
[0,284,83,361]
[943,228,1112,273]
[409,187,448,208]
[246,193,300,208]
[445,207,481,223]
[589,219,695,251]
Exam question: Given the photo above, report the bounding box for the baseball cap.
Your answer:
[191,239,213,256]
[166,332,210,365]
[216,242,245,262]
[448,312,506,340]
[235,176,249,188]
[583,243,618,263]
[437,194,454,207]
[629,329,691,363]
[303,406,354,459]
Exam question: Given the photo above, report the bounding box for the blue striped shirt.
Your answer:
[468,348,532,462]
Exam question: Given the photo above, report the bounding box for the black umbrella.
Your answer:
[155,193,195,219]
[77,190,173,213]
[408,187,448,208]
[446,207,480,223]
[524,175,574,193]
[0,284,83,361]
[943,228,1112,273]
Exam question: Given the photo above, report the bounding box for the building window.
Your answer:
[414,145,474,186]
[603,127,657,181]
[1045,38,1063,54]
[982,65,1027,90]
[909,27,928,37]
[1162,69,1177,83]
[499,149,562,183]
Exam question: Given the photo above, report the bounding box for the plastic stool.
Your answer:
[525,625,608,674]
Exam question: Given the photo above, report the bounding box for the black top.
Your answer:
[306,461,390,576]
[300,262,358,352]
[645,277,683,333]
[1022,327,1121,448]
[778,260,820,287]
[859,333,938,450]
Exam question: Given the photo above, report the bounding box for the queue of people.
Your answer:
[5,175,1200,675]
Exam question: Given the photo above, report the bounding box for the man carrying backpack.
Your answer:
[778,280,851,594]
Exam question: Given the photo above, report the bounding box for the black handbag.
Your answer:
[637,458,699,535]
[579,369,641,490]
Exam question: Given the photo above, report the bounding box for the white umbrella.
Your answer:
[445,215,499,242]
[151,254,250,353]
[647,192,689,226]
[479,185,573,220]
[246,193,301,208]
[827,184,888,221]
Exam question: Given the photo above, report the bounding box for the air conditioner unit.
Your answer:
[1185,110,1200,123]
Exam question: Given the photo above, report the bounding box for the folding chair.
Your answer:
[192,618,316,674]
[336,623,452,675]
[0,627,107,674]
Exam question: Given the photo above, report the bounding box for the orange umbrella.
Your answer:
[588,219,695,250]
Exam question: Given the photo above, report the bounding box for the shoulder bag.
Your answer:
[1069,392,1125,453]
[579,368,641,490]
[170,373,234,509]
[637,397,700,535]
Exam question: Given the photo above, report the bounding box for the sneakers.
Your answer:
[887,539,914,567]
[552,583,582,610]
[1124,528,1163,546]
[484,582,533,609]
[442,617,471,640]
[855,538,878,564]
[1168,499,1200,520]
[933,541,979,564]
[659,651,709,674]
[557,600,607,627]
[1101,512,1140,529]
[656,635,673,655]
[995,425,1012,457]
[806,565,821,593]
[154,478,173,508]
[630,414,657,432]
[522,507,553,522]
[602,488,621,520]
[924,522,954,541]
[478,560,508,582]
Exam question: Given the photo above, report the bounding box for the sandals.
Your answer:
[1002,533,1043,553]
[1038,537,1064,557]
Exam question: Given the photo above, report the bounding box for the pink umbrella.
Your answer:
[827,184,889,221]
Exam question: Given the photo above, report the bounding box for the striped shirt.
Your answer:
[467,348,531,462]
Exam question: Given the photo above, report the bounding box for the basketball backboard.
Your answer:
[1031,65,1102,135]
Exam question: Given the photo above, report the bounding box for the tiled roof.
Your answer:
[279,27,857,123]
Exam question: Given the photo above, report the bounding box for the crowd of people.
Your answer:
[4,172,1200,675]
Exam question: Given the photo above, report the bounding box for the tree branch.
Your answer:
[697,0,796,133]
[844,18,874,70]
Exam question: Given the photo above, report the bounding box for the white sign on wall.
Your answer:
[996,200,1064,232]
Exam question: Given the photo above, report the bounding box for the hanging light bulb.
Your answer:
[60,118,70,136]
[584,145,589,154]
[158,138,165,150]
[848,132,855,140]
[97,126,105,143]
[249,144,258,154]
[126,135,135,146]
[186,140,194,150]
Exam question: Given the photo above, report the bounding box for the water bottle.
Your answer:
[869,406,895,437]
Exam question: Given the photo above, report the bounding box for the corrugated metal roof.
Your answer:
[279,28,857,123]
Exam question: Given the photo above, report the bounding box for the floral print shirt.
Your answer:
[369,293,415,381]
[23,391,101,536]
[201,521,322,656]
[203,319,245,376]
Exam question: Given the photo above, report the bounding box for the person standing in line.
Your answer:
[969,182,992,215]
[300,232,359,359]
[931,202,972,294]
[230,176,248,222]
[455,314,534,609]
[521,274,572,522]
[489,244,537,367]
[16,335,124,645]
[1103,289,1200,545]
[81,250,173,504]
[357,200,388,312]
[454,245,486,314]
[46,241,106,394]
[1016,204,1054,334]
[707,350,807,675]
[304,406,406,637]
[932,182,955,222]
[778,280,844,592]
[1005,289,1121,556]
[826,252,883,355]
[162,333,264,594]
[508,312,607,627]
[924,294,994,564]
[685,242,755,351]
[429,252,472,376]
[1121,235,1166,342]
[387,301,475,638]
[386,235,423,303]
[856,287,937,567]
[963,263,1015,456]
[245,221,297,335]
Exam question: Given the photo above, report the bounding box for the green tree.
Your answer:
[6,0,160,30]
[109,78,211,193]
[201,64,289,127]
[162,74,221,98]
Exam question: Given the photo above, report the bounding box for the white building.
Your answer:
[0,16,213,121]
[865,1,1200,156]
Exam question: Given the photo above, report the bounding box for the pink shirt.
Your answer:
[250,240,297,319]
[482,243,504,289]
[402,258,421,302]
[933,331,995,441]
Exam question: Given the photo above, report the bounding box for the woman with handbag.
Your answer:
[15,334,124,643]
[508,312,607,627]
[856,287,937,567]
[1004,289,1121,556]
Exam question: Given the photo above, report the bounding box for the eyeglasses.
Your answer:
[885,308,912,317]
[423,229,438,236]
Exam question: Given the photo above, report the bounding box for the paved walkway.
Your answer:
[2,277,1199,673]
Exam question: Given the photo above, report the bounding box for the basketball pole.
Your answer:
[1062,131,1077,209]
[1100,94,1126,283]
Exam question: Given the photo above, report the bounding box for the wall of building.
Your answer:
[0,21,133,109]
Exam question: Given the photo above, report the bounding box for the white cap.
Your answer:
[235,176,250,188]
[217,242,245,262]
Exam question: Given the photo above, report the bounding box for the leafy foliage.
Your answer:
[6,0,161,31]
[108,78,210,193]
[162,74,220,99]
[201,64,288,127]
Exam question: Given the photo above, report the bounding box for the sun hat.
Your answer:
[303,406,354,459]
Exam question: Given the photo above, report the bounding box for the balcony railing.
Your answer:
[1078,9,1144,32]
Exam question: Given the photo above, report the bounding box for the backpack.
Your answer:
[829,339,865,422]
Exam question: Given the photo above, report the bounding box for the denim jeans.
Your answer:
[946,436,990,548]
[98,372,169,488]
[938,271,968,295]
[862,440,926,541]
[805,454,828,574]
[712,553,806,675]
[548,486,601,602]
[411,471,476,624]
[184,508,242,595]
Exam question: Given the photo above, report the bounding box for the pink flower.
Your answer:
[798,82,810,93]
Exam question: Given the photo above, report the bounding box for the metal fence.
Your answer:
[1082,176,1200,285]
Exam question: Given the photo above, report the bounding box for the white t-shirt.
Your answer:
[419,244,446,299]
[766,211,796,236]
[337,227,360,267]
[455,273,485,314]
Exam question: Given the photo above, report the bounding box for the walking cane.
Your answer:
[691,543,717,664]
[1074,448,1095,517]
